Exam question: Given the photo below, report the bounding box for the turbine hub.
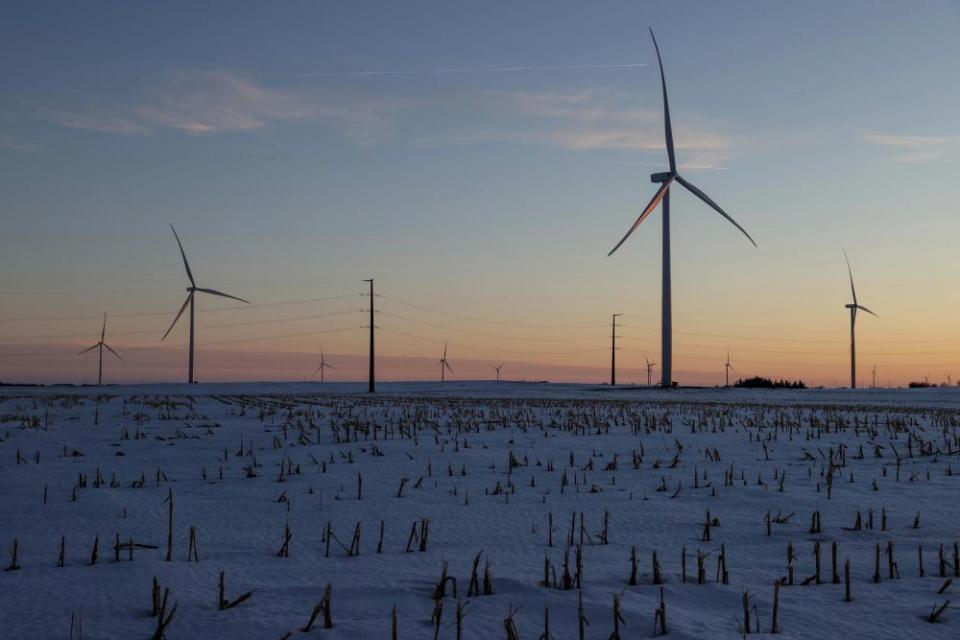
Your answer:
[650,172,672,183]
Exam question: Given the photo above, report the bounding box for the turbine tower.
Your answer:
[78,312,123,386]
[843,250,877,389]
[644,355,656,386]
[162,225,250,383]
[438,342,453,382]
[607,28,756,387]
[493,363,504,382]
[315,348,335,383]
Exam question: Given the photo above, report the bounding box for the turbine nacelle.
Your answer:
[650,172,672,183]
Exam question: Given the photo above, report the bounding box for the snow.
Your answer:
[1,382,959,638]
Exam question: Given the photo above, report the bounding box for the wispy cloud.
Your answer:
[863,132,960,162]
[43,70,406,143]
[421,89,736,168]
[300,63,647,78]
[0,137,41,152]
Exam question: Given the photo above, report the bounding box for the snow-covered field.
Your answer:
[1,382,959,639]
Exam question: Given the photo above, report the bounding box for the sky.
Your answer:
[2,0,960,387]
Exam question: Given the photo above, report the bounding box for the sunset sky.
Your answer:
[2,1,960,387]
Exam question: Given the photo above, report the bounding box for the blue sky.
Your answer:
[2,1,960,385]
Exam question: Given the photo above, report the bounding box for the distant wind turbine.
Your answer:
[78,312,123,386]
[843,249,877,389]
[724,349,735,387]
[607,28,756,388]
[644,355,656,386]
[493,363,504,382]
[162,225,250,383]
[314,348,335,383]
[438,342,453,382]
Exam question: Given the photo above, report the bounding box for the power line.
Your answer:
[0,294,361,324]
[377,294,603,330]
[377,309,606,343]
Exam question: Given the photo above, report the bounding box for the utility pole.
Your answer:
[610,313,622,386]
[364,279,375,393]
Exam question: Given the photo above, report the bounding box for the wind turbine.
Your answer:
[644,355,656,386]
[843,249,877,389]
[607,28,756,387]
[78,312,123,385]
[438,342,453,382]
[493,363,504,382]
[162,225,250,383]
[314,347,335,383]
[724,349,735,387]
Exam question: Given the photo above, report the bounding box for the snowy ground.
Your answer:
[1,382,959,639]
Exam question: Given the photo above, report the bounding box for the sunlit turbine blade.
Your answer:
[77,343,100,356]
[103,342,124,362]
[649,28,676,174]
[444,361,454,374]
[326,363,336,370]
[842,249,857,305]
[162,293,193,341]
[101,313,106,342]
[170,225,196,287]
[194,287,250,304]
[856,304,878,318]
[674,175,757,247]
[607,178,674,256]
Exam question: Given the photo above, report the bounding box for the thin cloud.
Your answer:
[43,70,406,143]
[421,89,736,168]
[863,132,960,162]
[300,63,647,78]
[0,137,41,152]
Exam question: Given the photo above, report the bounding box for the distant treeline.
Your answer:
[734,376,807,389]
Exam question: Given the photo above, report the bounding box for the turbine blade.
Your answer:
[162,293,193,341]
[843,249,857,305]
[444,361,454,374]
[649,28,676,173]
[326,363,336,370]
[607,178,674,256]
[170,225,196,287]
[194,287,250,304]
[101,312,106,341]
[674,175,757,247]
[77,344,99,356]
[103,343,124,362]
[856,304,878,318]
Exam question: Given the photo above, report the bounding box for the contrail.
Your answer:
[300,63,647,78]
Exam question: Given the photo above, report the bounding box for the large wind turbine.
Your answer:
[438,342,453,382]
[843,250,877,389]
[644,355,656,386]
[162,225,250,383]
[78,312,123,385]
[724,349,735,387]
[493,363,504,382]
[607,28,756,387]
[314,348,335,383]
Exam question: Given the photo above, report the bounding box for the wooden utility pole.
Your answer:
[610,313,622,386]
[364,279,375,393]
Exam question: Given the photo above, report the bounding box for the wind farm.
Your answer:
[2,3,960,639]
